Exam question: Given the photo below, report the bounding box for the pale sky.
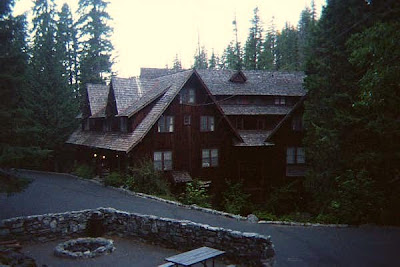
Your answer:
[14,0,326,77]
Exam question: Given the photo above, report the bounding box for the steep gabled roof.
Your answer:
[117,83,169,118]
[86,84,109,117]
[265,95,307,142]
[192,70,243,142]
[197,69,305,96]
[111,77,156,115]
[67,70,193,152]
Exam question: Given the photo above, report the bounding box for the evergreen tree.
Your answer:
[0,0,30,166]
[172,54,182,70]
[24,0,77,154]
[303,0,375,223]
[275,23,299,70]
[56,3,79,96]
[193,46,208,69]
[243,7,263,70]
[221,17,243,70]
[297,6,315,70]
[259,17,276,70]
[77,0,113,89]
[208,49,218,69]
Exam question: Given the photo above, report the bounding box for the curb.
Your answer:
[17,169,349,228]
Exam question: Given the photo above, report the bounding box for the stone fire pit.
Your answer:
[54,237,115,258]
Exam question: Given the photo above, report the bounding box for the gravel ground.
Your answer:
[22,236,228,267]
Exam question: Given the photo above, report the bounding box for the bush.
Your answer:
[328,169,384,224]
[180,179,211,208]
[253,211,278,221]
[266,180,304,215]
[222,180,250,215]
[126,160,171,196]
[104,172,125,187]
[73,164,94,179]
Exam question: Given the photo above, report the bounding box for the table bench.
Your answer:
[162,246,225,267]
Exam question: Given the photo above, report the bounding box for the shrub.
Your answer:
[266,180,304,215]
[73,164,94,179]
[180,179,211,208]
[126,160,171,196]
[222,180,250,215]
[104,172,125,187]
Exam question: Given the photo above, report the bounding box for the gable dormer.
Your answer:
[229,70,247,83]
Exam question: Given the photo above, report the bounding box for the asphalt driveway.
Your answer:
[1,170,399,266]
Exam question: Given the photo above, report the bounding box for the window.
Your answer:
[202,149,218,167]
[184,115,191,125]
[180,88,195,104]
[158,116,174,132]
[153,151,172,170]
[292,115,304,131]
[200,116,215,132]
[274,97,286,105]
[286,147,305,164]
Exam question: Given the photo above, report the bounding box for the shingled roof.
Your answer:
[111,77,159,115]
[67,70,193,152]
[220,104,292,116]
[197,69,305,96]
[87,84,109,118]
[235,130,274,147]
[140,68,187,79]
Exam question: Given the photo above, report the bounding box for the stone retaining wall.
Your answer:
[0,208,275,266]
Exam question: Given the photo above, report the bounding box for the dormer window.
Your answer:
[229,70,247,83]
[180,88,195,104]
[274,97,286,105]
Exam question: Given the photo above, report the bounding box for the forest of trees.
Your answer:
[187,3,316,71]
[0,0,113,169]
[1,0,399,224]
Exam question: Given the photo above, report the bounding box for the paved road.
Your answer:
[1,170,399,267]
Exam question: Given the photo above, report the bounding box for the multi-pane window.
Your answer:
[184,115,191,125]
[292,114,304,131]
[153,151,172,171]
[200,116,215,132]
[274,97,286,105]
[286,147,305,164]
[180,88,196,104]
[158,116,174,132]
[202,149,218,167]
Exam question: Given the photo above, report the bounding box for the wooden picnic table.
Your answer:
[164,246,225,267]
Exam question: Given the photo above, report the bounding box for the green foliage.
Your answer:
[243,7,263,70]
[73,164,94,179]
[125,160,170,196]
[77,0,113,87]
[275,23,300,70]
[222,180,250,215]
[104,171,124,187]
[328,170,384,224]
[266,180,304,215]
[193,46,208,69]
[0,172,31,195]
[180,180,211,208]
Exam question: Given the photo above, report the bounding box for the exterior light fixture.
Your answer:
[94,153,97,158]
[102,155,106,159]
[116,155,119,158]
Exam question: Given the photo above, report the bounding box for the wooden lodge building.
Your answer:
[67,68,306,199]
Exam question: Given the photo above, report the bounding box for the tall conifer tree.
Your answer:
[77,0,113,90]
[243,7,263,70]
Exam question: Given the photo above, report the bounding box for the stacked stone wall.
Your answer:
[0,208,274,266]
